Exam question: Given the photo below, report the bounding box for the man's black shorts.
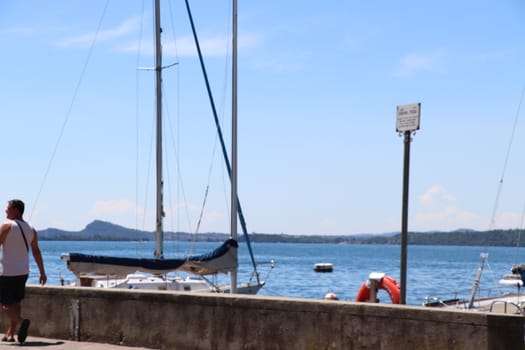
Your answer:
[0,275,29,305]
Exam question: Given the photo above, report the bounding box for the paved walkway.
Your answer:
[0,337,155,349]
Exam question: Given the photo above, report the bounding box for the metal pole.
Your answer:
[467,253,488,309]
[229,0,238,293]
[400,130,411,304]
[184,0,259,280]
[154,0,164,259]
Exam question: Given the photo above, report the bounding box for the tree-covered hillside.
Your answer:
[38,221,525,247]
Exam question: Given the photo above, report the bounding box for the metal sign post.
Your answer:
[396,103,420,304]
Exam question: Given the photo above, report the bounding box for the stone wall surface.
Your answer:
[0,285,521,350]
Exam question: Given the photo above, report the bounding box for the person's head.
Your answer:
[6,199,24,219]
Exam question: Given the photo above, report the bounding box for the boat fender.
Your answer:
[324,292,339,300]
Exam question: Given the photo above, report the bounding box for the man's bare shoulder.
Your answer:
[0,221,12,243]
[0,220,12,230]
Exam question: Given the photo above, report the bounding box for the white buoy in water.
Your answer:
[324,292,339,300]
[314,262,333,272]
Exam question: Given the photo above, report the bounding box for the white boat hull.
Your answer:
[71,273,265,294]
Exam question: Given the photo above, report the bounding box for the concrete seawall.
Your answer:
[2,285,522,349]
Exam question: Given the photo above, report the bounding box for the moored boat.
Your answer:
[422,253,525,314]
[314,262,333,272]
[60,0,270,295]
[422,83,525,314]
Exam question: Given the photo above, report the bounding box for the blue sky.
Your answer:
[0,1,524,235]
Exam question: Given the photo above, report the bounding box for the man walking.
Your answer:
[0,199,46,343]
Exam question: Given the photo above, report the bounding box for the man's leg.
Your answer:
[1,303,21,339]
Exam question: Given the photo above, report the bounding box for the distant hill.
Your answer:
[331,229,525,247]
[40,220,150,241]
[38,220,525,247]
[39,220,228,241]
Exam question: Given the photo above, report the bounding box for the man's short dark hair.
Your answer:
[9,199,25,215]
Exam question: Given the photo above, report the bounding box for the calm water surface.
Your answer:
[31,241,525,305]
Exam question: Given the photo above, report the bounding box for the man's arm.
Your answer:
[30,229,47,285]
[0,222,11,245]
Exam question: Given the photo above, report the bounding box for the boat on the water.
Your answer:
[61,0,271,294]
[422,253,524,314]
[423,83,525,313]
[61,239,266,293]
[314,262,333,272]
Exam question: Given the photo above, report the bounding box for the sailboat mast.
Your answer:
[467,253,488,309]
[154,0,164,259]
[229,0,238,293]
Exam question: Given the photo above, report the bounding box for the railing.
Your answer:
[489,300,523,315]
[423,284,521,309]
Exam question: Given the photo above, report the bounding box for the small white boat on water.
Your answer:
[314,263,333,273]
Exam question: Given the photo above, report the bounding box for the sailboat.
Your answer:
[422,252,525,314]
[61,0,269,294]
[423,84,525,313]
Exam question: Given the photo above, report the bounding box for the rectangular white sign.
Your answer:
[396,103,420,132]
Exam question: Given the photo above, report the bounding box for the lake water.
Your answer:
[31,241,525,306]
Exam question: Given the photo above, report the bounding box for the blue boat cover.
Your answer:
[63,239,238,277]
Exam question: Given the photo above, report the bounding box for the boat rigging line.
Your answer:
[465,81,525,306]
[512,82,525,264]
[184,0,261,283]
[30,0,111,221]
[488,81,525,232]
[134,0,146,246]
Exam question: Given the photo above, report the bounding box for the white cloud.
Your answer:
[393,49,445,77]
[419,185,456,206]
[56,16,142,48]
[414,185,524,231]
[413,206,478,229]
[55,11,259,58]
[90,199,139,216]
[117,33,259,58]
[414,185,480,230]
